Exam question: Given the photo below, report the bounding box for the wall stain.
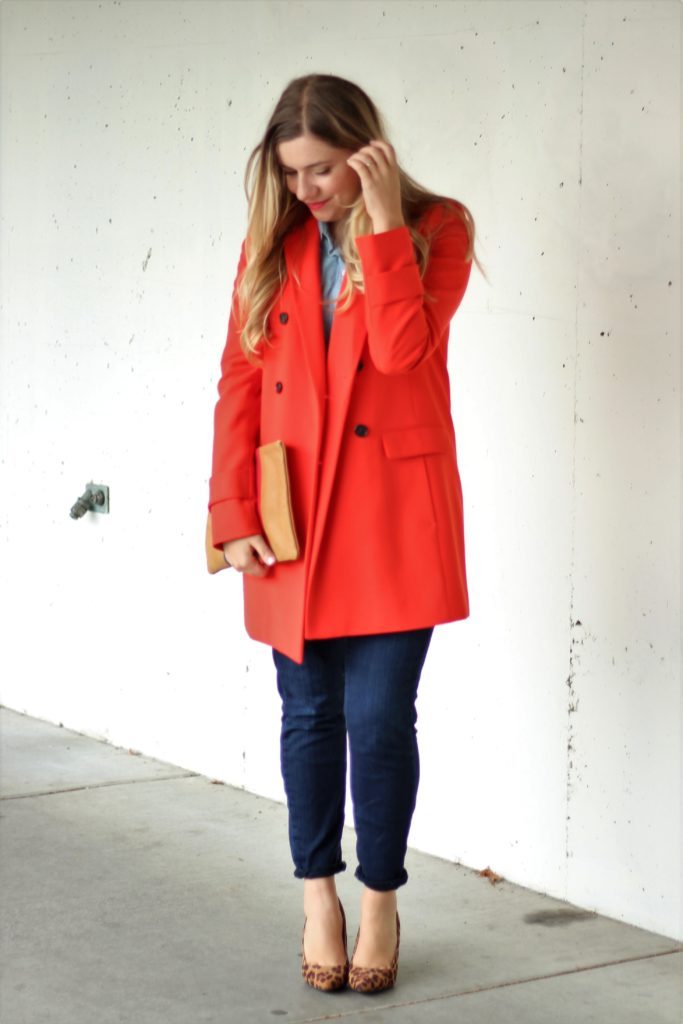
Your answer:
[142,248,152,272]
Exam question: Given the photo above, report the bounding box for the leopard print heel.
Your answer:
[301,898,349,992]
[348,912,400,994]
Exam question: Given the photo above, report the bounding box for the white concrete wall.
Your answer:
[0,0,679,940]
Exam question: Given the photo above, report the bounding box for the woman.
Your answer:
[208,73,478,994]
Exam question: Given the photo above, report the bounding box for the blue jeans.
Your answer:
[272,627,434,892]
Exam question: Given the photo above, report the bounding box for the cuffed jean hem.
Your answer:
[354,865,409,892]
[294,860,347,880]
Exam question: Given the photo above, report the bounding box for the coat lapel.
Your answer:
[283,214,369,573]
[283,217,326,432]
[307,295,368,581]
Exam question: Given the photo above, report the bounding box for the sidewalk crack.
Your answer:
[0,771,199,800]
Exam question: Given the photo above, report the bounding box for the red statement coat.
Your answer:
[209,202,472,664]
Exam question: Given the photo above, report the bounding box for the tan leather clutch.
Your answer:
[205,514,228,574]
[206,440,300,573]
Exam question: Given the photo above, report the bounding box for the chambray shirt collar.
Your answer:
[318,219,341,256]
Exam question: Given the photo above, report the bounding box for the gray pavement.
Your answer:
[1,706,680,1023]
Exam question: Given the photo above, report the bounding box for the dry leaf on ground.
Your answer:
[478,866,504,885]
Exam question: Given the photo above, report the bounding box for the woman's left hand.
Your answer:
[347,140,405,234]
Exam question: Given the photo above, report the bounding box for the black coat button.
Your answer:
[275,381,283,393]
[357,360,364,371]
[354,424,369,437]
[279,312,289,324]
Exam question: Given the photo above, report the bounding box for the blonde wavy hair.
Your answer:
[234,73,482,361]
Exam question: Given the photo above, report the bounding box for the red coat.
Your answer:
[209,202,472,664]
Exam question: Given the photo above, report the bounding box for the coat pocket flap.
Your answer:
[382,425,452,459]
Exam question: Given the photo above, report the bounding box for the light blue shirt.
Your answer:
[318,220,346,349]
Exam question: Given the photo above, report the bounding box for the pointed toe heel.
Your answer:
[348,912,400,994]
[301,898,349,992]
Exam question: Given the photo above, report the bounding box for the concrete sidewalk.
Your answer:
[0,706,680,1024]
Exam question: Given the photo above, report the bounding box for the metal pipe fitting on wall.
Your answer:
[69,483,110,519]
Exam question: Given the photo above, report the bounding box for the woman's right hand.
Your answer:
[222,535,276,576]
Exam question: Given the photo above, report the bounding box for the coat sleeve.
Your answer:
[354,204,472,374]
[208,240,263,549]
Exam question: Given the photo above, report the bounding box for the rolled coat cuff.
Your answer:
[355,226,423,305]
[209,497,262,549]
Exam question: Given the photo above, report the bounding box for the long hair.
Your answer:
[235,73,482,360]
